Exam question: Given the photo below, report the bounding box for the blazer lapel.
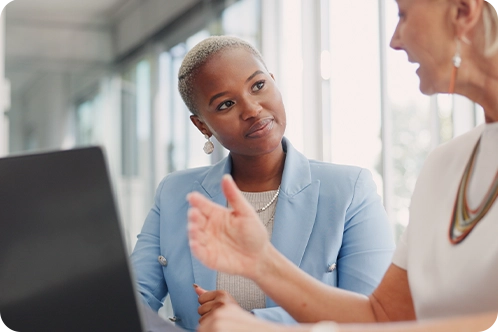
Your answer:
[190,157,231,291]
[267,138,320,307]
[188,138,320,303]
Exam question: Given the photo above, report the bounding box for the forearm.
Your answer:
[252,306,297,323]
[336,312,497,332]
[277,312,496,332]
[253,244,377,324]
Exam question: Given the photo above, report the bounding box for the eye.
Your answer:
[251,80,265,92]
[218,100,235,110]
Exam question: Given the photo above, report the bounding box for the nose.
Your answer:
[240,97,262,121]
[390,24,403,50]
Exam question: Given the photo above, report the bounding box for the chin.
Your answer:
[418,77,438,95]
[418,84,435,95]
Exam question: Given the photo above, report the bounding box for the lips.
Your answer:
[246,118,274,138]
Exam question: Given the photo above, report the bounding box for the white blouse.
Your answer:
[393,123,498,319]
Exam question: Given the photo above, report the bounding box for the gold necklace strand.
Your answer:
[449,137,498,244]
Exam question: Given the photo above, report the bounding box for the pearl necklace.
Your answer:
[255,186,280,213]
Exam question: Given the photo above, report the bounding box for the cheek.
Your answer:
[268,90,286,118]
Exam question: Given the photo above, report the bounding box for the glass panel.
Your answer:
[327,1,383,200]
[384,0,433,240]
[76,100,95,146]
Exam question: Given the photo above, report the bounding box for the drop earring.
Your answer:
[449,39,461,94]
[203,134,214,155]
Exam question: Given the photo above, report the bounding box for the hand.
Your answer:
[194,284,239,324]
[197,303,286,332]
[187,174,271,280]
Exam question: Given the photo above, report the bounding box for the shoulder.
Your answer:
[308,159,367,184]
[158,165,213,194]
[410,125,483,214]
[425,124,483,167]
[306,160,379,201]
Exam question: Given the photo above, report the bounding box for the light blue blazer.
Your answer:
[131,137,394,331]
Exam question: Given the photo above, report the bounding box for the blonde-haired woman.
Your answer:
[187,0,498,331]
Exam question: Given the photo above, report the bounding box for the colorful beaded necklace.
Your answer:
[449,137,498,244]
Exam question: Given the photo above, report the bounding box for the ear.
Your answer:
[190,115,212,137]
[454,0,484,38]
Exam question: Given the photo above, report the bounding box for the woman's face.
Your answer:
[390,0,455,94]
[191,47,286,157]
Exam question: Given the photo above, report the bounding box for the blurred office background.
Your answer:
[0,0,490,253]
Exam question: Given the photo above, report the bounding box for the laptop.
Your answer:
[0,147,184,332]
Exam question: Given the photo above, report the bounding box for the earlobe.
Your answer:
[190,115,211,136]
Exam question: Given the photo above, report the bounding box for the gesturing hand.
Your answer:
[197,303,285,332]
[187,174,271,280]
[194,284,239,324]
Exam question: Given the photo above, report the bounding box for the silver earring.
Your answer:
[203,134,214,155]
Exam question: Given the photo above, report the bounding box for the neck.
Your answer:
[455,54,498,123]
[230,144,285,192]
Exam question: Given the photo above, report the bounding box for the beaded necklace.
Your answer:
[449,137,498,244]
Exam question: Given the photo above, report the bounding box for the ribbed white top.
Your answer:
[216,190,278,311]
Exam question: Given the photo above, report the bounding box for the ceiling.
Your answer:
[5,0,136,26]
[4,0,197,95]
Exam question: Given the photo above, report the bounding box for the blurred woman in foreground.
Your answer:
[187,0,498,331]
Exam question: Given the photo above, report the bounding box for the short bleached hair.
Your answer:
[178,36,267,115]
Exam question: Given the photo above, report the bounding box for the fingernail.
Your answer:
[193,283,199,288]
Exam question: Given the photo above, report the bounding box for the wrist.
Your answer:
[252,242,278,283]
[310,321,340,332]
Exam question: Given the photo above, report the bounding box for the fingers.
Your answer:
[198,300,221,319]
[198,304,268,332]
[187,207,206,240]
[197,290,218,305]
[197,292,224,323]
[194,283,208,297]
[186,191,220,217]
[221,174,254,215]
[197,289,232,305]
[187,208,206,260]
[197,290,239,321]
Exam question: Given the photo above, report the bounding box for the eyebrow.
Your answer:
[209,92,228,106]
[208,70,265,106]
[246,70,264,83]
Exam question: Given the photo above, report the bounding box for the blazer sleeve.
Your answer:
[130,178,168,311]
[251,306,297,324]
[338,168,395,295]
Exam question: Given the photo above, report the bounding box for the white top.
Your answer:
[217,190,278,311]
[392,122,498,320]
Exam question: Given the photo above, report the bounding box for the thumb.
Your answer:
[193,283,208,296]
[221,174,254,215]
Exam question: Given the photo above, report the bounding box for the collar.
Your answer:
[198,137,312,197]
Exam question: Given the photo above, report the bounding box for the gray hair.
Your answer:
[178,36,267,115]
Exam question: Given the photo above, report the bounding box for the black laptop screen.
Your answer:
[0,147,144,332]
